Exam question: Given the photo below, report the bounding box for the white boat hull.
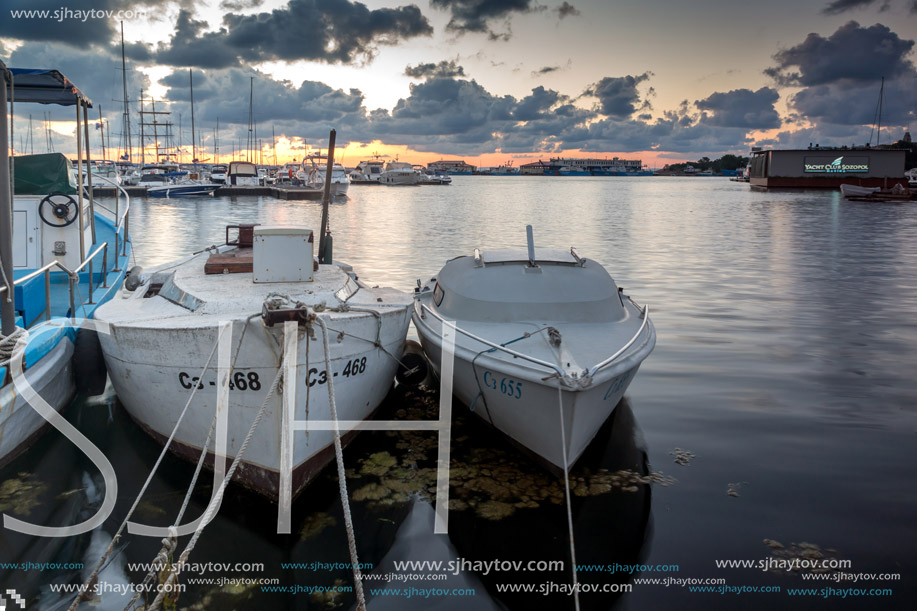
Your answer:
[840,184,880,198]
[0,338,75,467]
[414,316,645,470]
[98,308,411,499]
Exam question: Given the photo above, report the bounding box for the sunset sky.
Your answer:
[2,0,916,167]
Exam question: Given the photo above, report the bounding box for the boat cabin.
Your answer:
[428,248,627,323]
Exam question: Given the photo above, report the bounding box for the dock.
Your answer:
[90,185,327,200]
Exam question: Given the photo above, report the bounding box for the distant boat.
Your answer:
[227,160,259,186]
[297,155,350,195]
[379,160,421,185]
[839,184,880,198]
[146,181,220,197]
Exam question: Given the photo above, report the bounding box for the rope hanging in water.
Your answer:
[68,324,231,611]
[316,315,368,610]
[146,360,285,611]
[557,384,581,611]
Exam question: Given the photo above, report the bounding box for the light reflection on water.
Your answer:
[3,177,916,609]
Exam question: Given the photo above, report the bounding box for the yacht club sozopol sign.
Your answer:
[804,156,869,173]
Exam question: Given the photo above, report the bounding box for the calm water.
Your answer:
[2,177,916,610]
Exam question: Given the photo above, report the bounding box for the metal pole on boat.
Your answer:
[318,129,335,264]
[0,64,17,336]
[83,102,97,245]
[76,101,86,263]
[526,224,535,266]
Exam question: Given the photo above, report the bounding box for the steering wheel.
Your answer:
[39,193,79,227]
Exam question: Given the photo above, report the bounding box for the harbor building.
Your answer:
[427,160,476,175]
[749,148,907,189]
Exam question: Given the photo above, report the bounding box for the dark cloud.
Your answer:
[153,1,433,68]
[695,87,781,129]
[533,66,560,76]
[512,86,563,120]
[404,60,466,79]
[765,22,916,130]
[161,68,365,128]
[764,21,914,87]
[584,73,653,118]
[430,0,535,38]
[0,1,170,47]
[786,77,915,127]
[219,0,264,9]
[8,41,149,118]
[556,2,581,18]
[821,0,914,13]
[821,0,878,14]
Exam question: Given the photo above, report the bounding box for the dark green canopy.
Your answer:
[12,153,78,195]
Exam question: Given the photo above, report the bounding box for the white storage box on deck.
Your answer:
[253,226,313,283]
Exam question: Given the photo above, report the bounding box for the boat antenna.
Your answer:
[526,225,536,267]
[318,129,336,264]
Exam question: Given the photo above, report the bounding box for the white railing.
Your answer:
[0,242,110,321]
[87,174,131,259]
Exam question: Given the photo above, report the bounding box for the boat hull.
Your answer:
[0,338,75,468]
[415,325,644,470]
[147,184,220,197]
[98,308,411,500]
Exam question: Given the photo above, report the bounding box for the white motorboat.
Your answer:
[840,184,880,198]
[77,159,122,189]
[297,155,350,196]
[412,227,655,471]
[94,225,413,500]
[379,161,421,186]
[227,161,259,186]
[353,156,386,182]
[210,164,228,184]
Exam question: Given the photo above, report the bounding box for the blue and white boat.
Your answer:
[0,65,132,467]
[146,180,220,197]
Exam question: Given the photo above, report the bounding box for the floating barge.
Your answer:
[749,148,907,190]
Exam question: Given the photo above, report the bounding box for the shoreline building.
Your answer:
[749,148,907,189]
[546,157,651,176]
[427,159,476,175]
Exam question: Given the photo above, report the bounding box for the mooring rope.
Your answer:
[125,315,258,611]
[557,384,581,611]
[316,315,367,610]
[68,324,229,611]
[0,327,26,369]
[145,360,285,611]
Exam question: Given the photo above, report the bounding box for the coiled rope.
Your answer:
[0,327,26,369]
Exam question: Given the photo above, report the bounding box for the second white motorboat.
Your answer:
[413,227,655,471]
[94,224,413,500]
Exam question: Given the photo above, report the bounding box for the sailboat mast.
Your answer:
[99,105,106,160]
[190,69,196,164]
[876,76,884,146]
[121,21,132,162]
